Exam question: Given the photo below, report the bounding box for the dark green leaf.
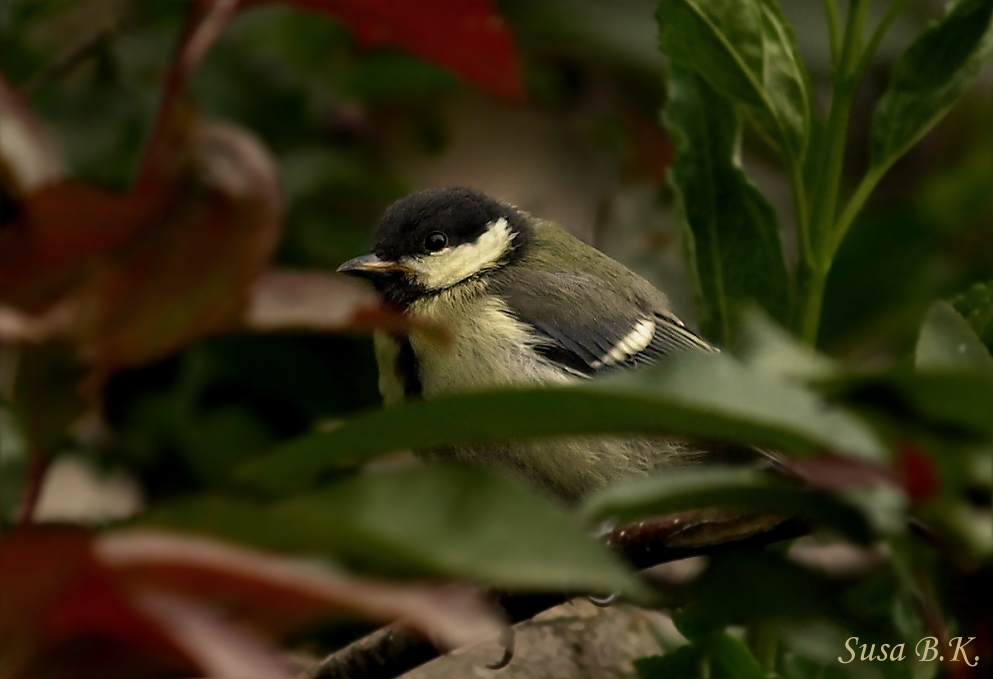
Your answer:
[657,0,810,164]
[635,644,705,679]
[709,632,767,679]
[916,301,993,374]
[871,0,993,172]
[818,370,993,442]
[663,66,790,344]
[141,466,650,598]
[734,308,839,382]
[234,352,885,495]
[681,551,844,626]
[582,468,876,542]
[951,281,993,351]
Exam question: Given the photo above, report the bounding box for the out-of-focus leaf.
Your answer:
[0,525,503,679]
[664,65,790,345]
[916,300,993,374]
[709,631,767,679]
[10,343,89,454]
[734,308,838,382]
[244,269,442,338]
[817,370,993,443]
[871,0,993,173]
[679,551,845,627]
[657,0,810,165]
[0,181,173,311]
[96,530,504,648]
[126,592,295,679]
[635,644,705,679]
[144,466,650,599]
[951,280,993,350]
[0,76,63,198]
[582,468,876,542]
[234,352,885,496]
[74,122,282,381]
[265,0,525,102]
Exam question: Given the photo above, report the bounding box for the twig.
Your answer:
[21,16,127,97]
[16,448,50,525]
[135,0,240,186]
[300,517,808,679]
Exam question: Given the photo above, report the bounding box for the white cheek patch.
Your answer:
[592,318,656,368]
[403,217,516,290]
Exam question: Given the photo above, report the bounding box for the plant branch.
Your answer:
[299,517,809,679]
[795,0,870,345]
[16,448,50,525]
[853,0,912,88]
[823,0,843,71]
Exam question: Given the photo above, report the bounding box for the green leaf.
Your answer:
[951,281,993,352]
[916,301,993,374]
[635,645,705,679]
[142,466,650,598]
[871,0,993,172]
[819,370,993,443]
[709,632,767,679]
[664,66,790,345]
[234,352,885,496]
[657,0,810,164]
[582,468,876,542]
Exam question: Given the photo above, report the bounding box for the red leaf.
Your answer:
[0,526,198,679]
[0,181,173,311]
[896,443,940,502]
[780,455,900,492]
[131,592,294,679]
[96,530,504,648]
[270,0,525,102]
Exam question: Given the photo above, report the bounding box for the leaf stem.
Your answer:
[823,0,843,70]
[829,163,888,257]
[746,621,779,675]
[853,0,912,86]
[795,0,869,345]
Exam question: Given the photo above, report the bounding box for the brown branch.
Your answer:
[16,448,51,525]
[135,0,240,186]
[300,515,809,679]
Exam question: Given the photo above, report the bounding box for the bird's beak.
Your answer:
[336,253,408,280]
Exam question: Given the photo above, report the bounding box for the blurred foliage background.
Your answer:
[0,2,991,678]
[2,0,989,505]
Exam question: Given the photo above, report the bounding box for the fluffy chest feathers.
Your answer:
[403,280,573,397]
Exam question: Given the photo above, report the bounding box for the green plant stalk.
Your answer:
[796,0,869,345]
[746,621,779,675]
[823,0,843,70]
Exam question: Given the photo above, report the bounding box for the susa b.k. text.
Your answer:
[839,637,978,666]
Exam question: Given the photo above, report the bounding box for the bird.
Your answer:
[337,186,727,504]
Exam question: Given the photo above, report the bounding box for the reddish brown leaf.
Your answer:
[245,269,449,340]
[0,526,197,679]
[70,122,282,384]
[779,455,900,492]
[1,526,503,679]
[131,592,294,679]
[96,530,504,648]
[0,181,174,311]
[268,0,525,102]
[0,77,63,198]
[896,443,940,502]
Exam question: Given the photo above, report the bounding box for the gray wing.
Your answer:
[488,268,713,377]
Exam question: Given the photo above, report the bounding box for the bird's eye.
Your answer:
[424,232,448,252]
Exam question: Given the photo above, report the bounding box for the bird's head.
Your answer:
[337,186,531,306]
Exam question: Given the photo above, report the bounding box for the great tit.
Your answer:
[338,186,721,503]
